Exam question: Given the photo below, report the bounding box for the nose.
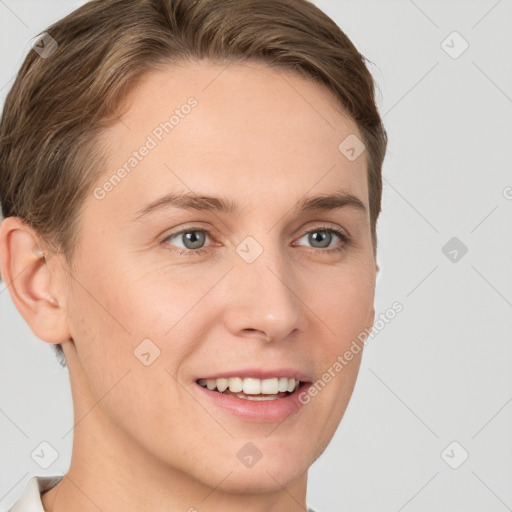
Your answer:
[222,241,307,343]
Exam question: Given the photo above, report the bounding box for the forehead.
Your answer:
[91,61,368,219]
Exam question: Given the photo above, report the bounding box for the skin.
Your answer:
[0,61,377,512]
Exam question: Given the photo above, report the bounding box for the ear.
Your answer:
[0,216,71,344]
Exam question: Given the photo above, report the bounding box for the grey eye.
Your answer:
[165,229,209,250]
[297,229,343,249]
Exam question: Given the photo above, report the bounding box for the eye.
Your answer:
[294,226,348,254]
[161,224,349,257]
[162,227,212,256]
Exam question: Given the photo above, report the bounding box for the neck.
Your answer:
[42,346,309,512]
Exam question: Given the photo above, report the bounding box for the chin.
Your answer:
[191,441,313,494]
[202,463,308,495]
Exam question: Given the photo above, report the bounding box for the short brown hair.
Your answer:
[0,0,387,365]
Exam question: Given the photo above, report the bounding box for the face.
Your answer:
[57,61,376,492]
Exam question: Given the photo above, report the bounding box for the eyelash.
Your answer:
[161,224,349,257]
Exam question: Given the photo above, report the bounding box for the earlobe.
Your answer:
[0,217,70,344]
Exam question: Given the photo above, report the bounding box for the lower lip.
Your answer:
[194,382,312,423]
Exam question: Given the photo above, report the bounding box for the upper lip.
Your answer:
[196,368,312,382]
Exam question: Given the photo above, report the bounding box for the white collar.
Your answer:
[7,475,63,512]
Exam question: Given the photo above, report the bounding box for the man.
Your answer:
[0,0,387,510]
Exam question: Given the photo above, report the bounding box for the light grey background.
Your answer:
[1,1,511,511]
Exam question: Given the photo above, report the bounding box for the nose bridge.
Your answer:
[225,233,304,340]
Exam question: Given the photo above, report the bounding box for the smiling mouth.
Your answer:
[196,376,302,401]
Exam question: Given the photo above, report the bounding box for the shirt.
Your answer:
[5,476,319,511]
[5,475,63,512]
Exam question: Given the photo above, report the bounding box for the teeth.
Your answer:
[242,378,261,394]
[278,377,289,392]
[233,392,281,401]
[216,378,229,392]
[198,376,301,395]
[228,377,243,393]
[261,377,279,394]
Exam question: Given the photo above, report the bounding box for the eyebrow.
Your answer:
[132,189,367,221]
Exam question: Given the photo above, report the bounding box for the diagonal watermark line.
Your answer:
[384,177,439,233]
[1,240,132,348]
[0,408,29,438]
[164,368,234,439]
[201,470,234,501]
[265,265,336,337]
[406,265,438,298]
[472,61,512,104]
[262,265,342,438]
[163,267,234,336]
[369,368,439,438]
[164,163,233,234]
[383,62,439,118]
[59,265,132,336]
[408,0,439,28]
[0,240,59,296]
[264,414,288,437]
[61,369,131,439]
[102,100,131,131]
[266,164,337,234]
[471,265,512,308]
[266,471,307,511]
[472,0,503,29]
[0,472,29,501]
[0,0,29,28]
[472,396,512,439]
[201,61,232,93]
[63,471,106,512]
[278,71,335,130]
[0,73,16,94]
[398,472,439,512]
[0,265,29,297]
[470,204,500,233]
[472,471,512,511]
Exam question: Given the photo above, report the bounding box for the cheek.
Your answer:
[316,269,374,348]
[64,261,143,395]
[99,259,207,338]
[302,266,372,427]
[64,274,189,444]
